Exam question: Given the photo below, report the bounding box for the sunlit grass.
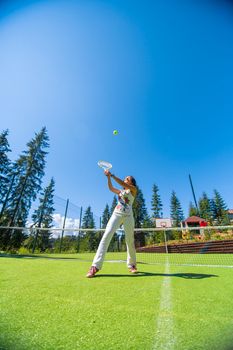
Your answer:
[1,253,233,349]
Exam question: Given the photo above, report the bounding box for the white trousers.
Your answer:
[92,212,136,270]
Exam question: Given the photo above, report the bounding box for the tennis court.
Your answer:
[1,242,233,350]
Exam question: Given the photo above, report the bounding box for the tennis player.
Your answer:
[86,170,137,278]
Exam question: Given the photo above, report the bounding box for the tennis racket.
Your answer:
[97,160,112,171]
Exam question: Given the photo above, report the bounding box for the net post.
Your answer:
[59,199,69,253]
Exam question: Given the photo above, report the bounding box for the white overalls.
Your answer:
[92,189,136,270]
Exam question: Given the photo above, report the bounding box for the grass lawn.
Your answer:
[1,253,233,350]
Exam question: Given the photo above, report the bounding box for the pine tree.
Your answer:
[102,204,110,228]
[133,186,148,247]
[189,202,198,217]
[198,192,212,223]
[31,178,55,252]
[142,213,153,228]
[0,129,11,206]
[151,184,163,218]
[211,190,229,225]
[170,191,184,227]
[110,196,117,215]
[5,128,49,249]
[82,206,96,251]
[133,186,148,228]
[82,206,95,229]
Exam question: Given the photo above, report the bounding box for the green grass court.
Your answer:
[1,253,233,350]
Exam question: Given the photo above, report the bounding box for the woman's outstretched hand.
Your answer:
[104,170,111,177]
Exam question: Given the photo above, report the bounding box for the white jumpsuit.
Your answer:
[92,189,136,270]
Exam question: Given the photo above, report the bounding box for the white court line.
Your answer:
[153,258,176,350]
[106,260,233,269]
[169,263,233,269]
[19,257,231,269]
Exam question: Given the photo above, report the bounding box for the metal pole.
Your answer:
[59,199,69,253]
[163,229,168,254]
[189,174,199,214]
[76,206,82,253]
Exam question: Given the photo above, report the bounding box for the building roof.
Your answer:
[184,216,207,223]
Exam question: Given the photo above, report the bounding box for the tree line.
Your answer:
[0,128,55,251]
[0,128,230,252]
[100,183,229,230]
[72,184,229,253]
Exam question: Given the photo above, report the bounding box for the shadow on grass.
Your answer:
[95,272,218,279]
[0,253,81,260]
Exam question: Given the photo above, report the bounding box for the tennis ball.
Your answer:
[113,130,118,135]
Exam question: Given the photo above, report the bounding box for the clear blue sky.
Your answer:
[0,0,233,222]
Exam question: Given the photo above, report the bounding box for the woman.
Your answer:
[86,170,137,278]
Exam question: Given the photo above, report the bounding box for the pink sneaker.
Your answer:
[129,265,137,274]
[86,266,99,278]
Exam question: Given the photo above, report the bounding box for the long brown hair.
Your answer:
[129,176,137,187]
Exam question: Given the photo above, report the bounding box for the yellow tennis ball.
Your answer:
[113,130,118,135]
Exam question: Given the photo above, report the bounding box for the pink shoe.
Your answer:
[86,266,99,278]
[129,265,137,274]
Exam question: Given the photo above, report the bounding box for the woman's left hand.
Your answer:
[104,170,111,177]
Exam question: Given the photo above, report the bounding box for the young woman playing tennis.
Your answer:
[86,170,137,278]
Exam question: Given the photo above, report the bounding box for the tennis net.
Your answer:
[1,225,233,268]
